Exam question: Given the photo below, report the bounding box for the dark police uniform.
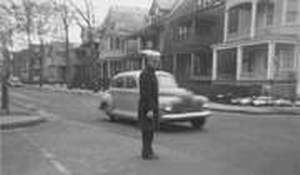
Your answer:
[138,66,159,159]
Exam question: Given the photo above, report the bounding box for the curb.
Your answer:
[23,85,103,97]
[0,116,47,130]
[205,107,300,116]
[1,101,50,130]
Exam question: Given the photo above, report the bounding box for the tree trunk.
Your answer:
[65,22,70,86]
[39,38,44,87]
[1,80,9,115]
[63,15,71,87]
[1,48,10,115]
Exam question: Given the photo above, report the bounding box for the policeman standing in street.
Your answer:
[138,54,160,160]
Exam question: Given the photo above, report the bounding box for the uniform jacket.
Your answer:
[138,67,159,131]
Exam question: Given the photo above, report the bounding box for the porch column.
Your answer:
[295,50,300,97]
[250,0,258,38]
[297,52,300,97]
[267,41,275,80]
[137,37,142,51]
[190,53,195,77]
[173,54,177,74]
[142,57,146,69]
[236,46,243,80]
[107,60,111,79]
[224,10,229,42]
[212,48,218,80]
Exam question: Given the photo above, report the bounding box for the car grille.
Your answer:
[172,102,202,113]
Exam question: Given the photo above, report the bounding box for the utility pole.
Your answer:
[39,38,44,87]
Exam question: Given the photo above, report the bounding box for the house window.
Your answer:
[121,40,126,52]
[286,0,298,23]
[257,2,275,27]
[266,4,274,25]
[115,37,120,50]
[275,44,296,80]
[228,7,239,34]
[192,52,212,78]
[242,45,268,80]
[175,53,192,82]
[110,37,114,50]
[217,49,237,80]
[275,44,295,69]
[173,24,190,40]
[198,0,222,8]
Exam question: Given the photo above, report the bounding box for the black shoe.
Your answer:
[149,153,159,160]
[142,153,150,160]
[142,153,159,160]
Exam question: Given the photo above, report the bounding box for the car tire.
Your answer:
[191,118,206,129]
[106,113,117,122]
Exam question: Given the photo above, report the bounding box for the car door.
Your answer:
[122,76,139,119]
[110,76,127,117]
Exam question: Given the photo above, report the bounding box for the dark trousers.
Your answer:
[142,130,154,157]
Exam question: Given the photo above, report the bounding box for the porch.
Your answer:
[212,39,300,99]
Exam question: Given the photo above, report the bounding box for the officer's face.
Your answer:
[147,57,160,69]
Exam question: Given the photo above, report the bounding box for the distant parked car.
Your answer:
[252,96,275,106]
[273,99,293,106]
[231,97,253,106]
[99,70,212,129]
[8,76,23,87]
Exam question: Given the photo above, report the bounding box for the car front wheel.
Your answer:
[191,118,206,129]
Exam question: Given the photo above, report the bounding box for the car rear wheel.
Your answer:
[106,112,117,122]
[191,118,206,129]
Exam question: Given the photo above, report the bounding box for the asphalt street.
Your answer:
[2,87,300,175]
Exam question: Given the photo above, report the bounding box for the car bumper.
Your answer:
[161,110,212,122]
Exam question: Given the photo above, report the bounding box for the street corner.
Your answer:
[0,115,47,130]
[0,104,51,131]
[205,102,300,116]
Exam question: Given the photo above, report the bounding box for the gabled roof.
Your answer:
[149,0,178,15]
[102,5,148,36]
[156,0,178,10]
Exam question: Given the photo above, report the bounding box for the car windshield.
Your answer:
[157,75,178,89]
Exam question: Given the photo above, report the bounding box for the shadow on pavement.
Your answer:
[97,118,207,133]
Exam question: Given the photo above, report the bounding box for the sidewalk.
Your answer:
[205,102,300,115]
[0,103,48,130]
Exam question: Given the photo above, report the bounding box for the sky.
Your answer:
[69,0,153,43]
[9,0,153,50]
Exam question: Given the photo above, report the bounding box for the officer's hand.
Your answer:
[154,119,160,131]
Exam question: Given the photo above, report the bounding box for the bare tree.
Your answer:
[68,0,101,90]
[0,0,20,114]
[34,1,57,87]
[20,0,35,81]
[68,0,97,43]
[53,0,76,86]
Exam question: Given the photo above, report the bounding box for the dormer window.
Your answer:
[286,0,298,23]
[256,1,275,28]
[198,0,222,9]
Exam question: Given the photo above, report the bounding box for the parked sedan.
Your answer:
[99,70,212,129]
[8,76,23,87]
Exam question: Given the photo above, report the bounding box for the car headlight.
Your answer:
[160,104,173,112]
[164,105,173,112]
